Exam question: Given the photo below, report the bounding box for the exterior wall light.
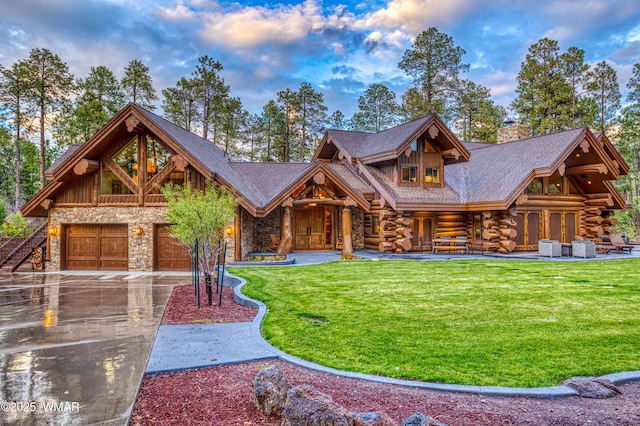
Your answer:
[48,226,59,236]
[225,226,234,236]
[134,226,144,236]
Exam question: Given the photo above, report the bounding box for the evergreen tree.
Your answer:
[585,61,621,132]
[277,88,297,162]
[244,113,265,162]
[192,56,229,142]
[453,79,506,142]
[353,83,398,132]
[22,48,74,189]
[616,62,640,235]
[511,38,573,135]
[328,110,347,130]
[296,83,327,161]
[217,96,246,158]
[261,100,284,162]
[162,77,200,132]
[561,47,590,127]
[53,65,125,145]
[398,27,469,119]
[122,59,158,110]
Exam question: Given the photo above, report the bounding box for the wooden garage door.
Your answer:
[65,225,128,270]
[155,225,192,271]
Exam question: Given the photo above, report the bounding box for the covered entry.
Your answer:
[154,225,191,271]
[294,206,330,250]
[64,224,128,270]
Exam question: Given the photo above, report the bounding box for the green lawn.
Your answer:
[230,258,640,388]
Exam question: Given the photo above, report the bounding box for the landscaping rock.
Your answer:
[403,411,448,426]
[354,411,397,425]
[252,365,292,416]
[282,384,354,426]
[564,377,622,399]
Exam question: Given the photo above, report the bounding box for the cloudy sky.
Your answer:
[2,0,640,117]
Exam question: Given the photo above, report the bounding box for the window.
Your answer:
[146,136,172,181]
[101,137,137,195]
[548,172,563,194]
[526,178,543,194]
[425,167,440,184]
[402,165,418,183]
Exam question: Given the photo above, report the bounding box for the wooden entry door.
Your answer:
[294,207,326,249]
[65,224,128,270]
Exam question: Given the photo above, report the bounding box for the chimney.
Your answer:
[497,121,531,144]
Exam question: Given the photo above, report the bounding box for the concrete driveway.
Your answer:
[0,270,188,426]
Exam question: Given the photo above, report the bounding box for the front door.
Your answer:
[294,206,326,249]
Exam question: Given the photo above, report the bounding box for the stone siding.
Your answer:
[48,206,235,272]
[497,123,532,144]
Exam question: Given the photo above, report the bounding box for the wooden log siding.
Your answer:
[481,211,518,253]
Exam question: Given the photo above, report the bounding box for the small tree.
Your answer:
[161,181,238,284]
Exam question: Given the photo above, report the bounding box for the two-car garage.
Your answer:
[62,224,191,271]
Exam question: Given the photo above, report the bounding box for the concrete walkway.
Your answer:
[147,249,640,398]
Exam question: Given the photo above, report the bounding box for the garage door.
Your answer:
[155,225,192,271]
[65,224,128,270]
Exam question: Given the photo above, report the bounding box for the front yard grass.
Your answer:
[230,259,640,388]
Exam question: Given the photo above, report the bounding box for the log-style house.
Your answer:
[21,103,628,271]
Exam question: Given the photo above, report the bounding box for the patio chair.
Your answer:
[454,236,469,254]
[609,235,634,253]
[571,240,596,258]
[591,238,613,254]
[538,239,561,257]
[268,233,280,252]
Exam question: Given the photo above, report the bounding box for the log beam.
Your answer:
[565,163,608,175]
[73,159,99,175]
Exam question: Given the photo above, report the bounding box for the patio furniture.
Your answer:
[538,239,561,257]
[572,240,596,258]
[609,235,634,253]
[432,236,451,253]
[454,236,469,254]
[268,233,280,252]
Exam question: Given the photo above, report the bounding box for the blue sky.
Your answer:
[1,0,640,117]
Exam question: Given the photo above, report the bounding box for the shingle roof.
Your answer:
[361,128,588,207]
[448,128,587,204]
[327,115,436,159]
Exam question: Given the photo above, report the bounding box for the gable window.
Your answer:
[425,167,440,184]
[101,137,137,195]
[548,172,563,194]
[526,178,543,194]
[402,165,418,183]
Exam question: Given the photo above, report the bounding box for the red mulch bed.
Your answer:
[160,283,257,325]
[132,283,640,425]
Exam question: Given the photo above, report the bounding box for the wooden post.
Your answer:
[342,206,353,254]
[278,205,293,254]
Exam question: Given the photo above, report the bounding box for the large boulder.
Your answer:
[564,377,622,398]
[403,412,448,426]
[282,384,355,426]
[354,411,397,425]
[252,365,292,416]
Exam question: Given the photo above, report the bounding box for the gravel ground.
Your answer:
[131,284,640,425]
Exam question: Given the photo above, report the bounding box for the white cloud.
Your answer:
[155,1,197,21]
[356,0,478,34]
[198,0,325,48]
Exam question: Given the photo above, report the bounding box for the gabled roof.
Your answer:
[354,126,625,211]
[23,103,373,218]
[314,115,470,164]
[593,131,630,176]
